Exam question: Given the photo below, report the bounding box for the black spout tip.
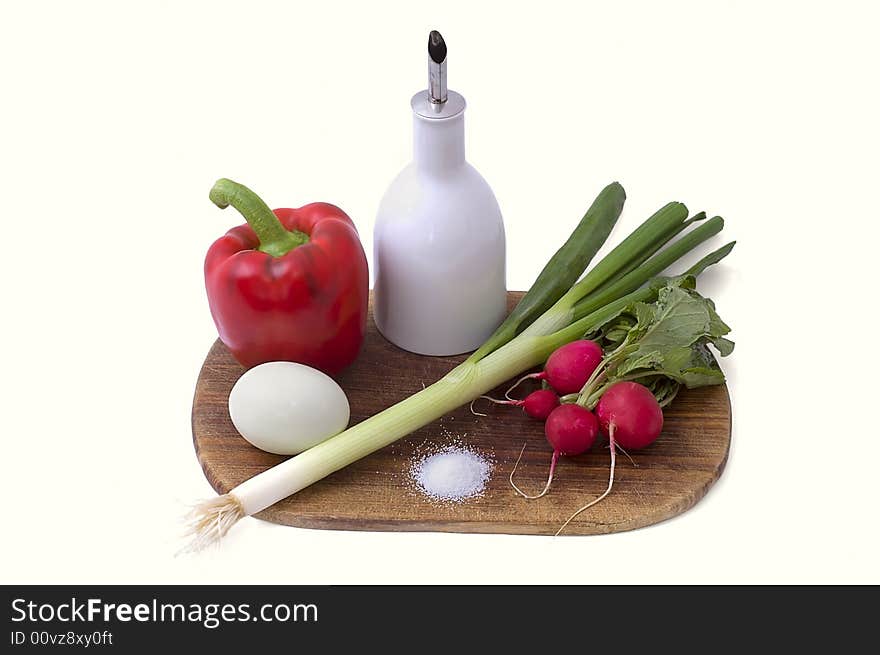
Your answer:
[428,30,447,64]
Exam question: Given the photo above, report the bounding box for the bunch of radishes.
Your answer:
[479,339,665,532]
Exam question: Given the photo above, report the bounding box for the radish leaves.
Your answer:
[579,276,734,408]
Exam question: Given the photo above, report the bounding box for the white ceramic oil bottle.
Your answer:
[373,30,506,356]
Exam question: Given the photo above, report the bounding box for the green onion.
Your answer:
[519,203,703,338]
[570,216,725,321]
[594,211,707,291]
[685,240,736,277]
[467,181,626,364]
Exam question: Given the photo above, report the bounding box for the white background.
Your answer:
[1,0,878,584]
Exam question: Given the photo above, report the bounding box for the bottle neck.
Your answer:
[413,112,465,172]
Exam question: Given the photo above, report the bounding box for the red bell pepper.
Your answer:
[205,178,369,373]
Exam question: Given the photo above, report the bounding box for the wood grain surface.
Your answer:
[192,292,732,536]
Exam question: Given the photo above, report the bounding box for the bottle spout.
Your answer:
[428,30,448,106]
[412,30,465,120]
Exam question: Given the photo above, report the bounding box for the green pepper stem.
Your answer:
[209,178,309,257]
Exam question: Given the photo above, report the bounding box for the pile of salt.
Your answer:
[411,447,491,502]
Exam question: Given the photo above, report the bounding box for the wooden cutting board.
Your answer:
[192,292,731,536]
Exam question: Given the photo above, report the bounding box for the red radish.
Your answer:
[522,389,560,419]
[595,381,664,450]
[545,404,599,455]
[555,381,663,536]
[506,340,604,398]
[509,403,598,499]
[470,388,559,420]
[545,340,604,394]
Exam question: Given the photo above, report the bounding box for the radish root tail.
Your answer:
[468,398,488,417]
[181,494,244,553]
[555,426,617,536]
[615,443,638,468]
[505,372,542,400]
[509,443,559,500]
[470,394,520,417]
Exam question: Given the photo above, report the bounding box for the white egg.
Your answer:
[228,361,350,455]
